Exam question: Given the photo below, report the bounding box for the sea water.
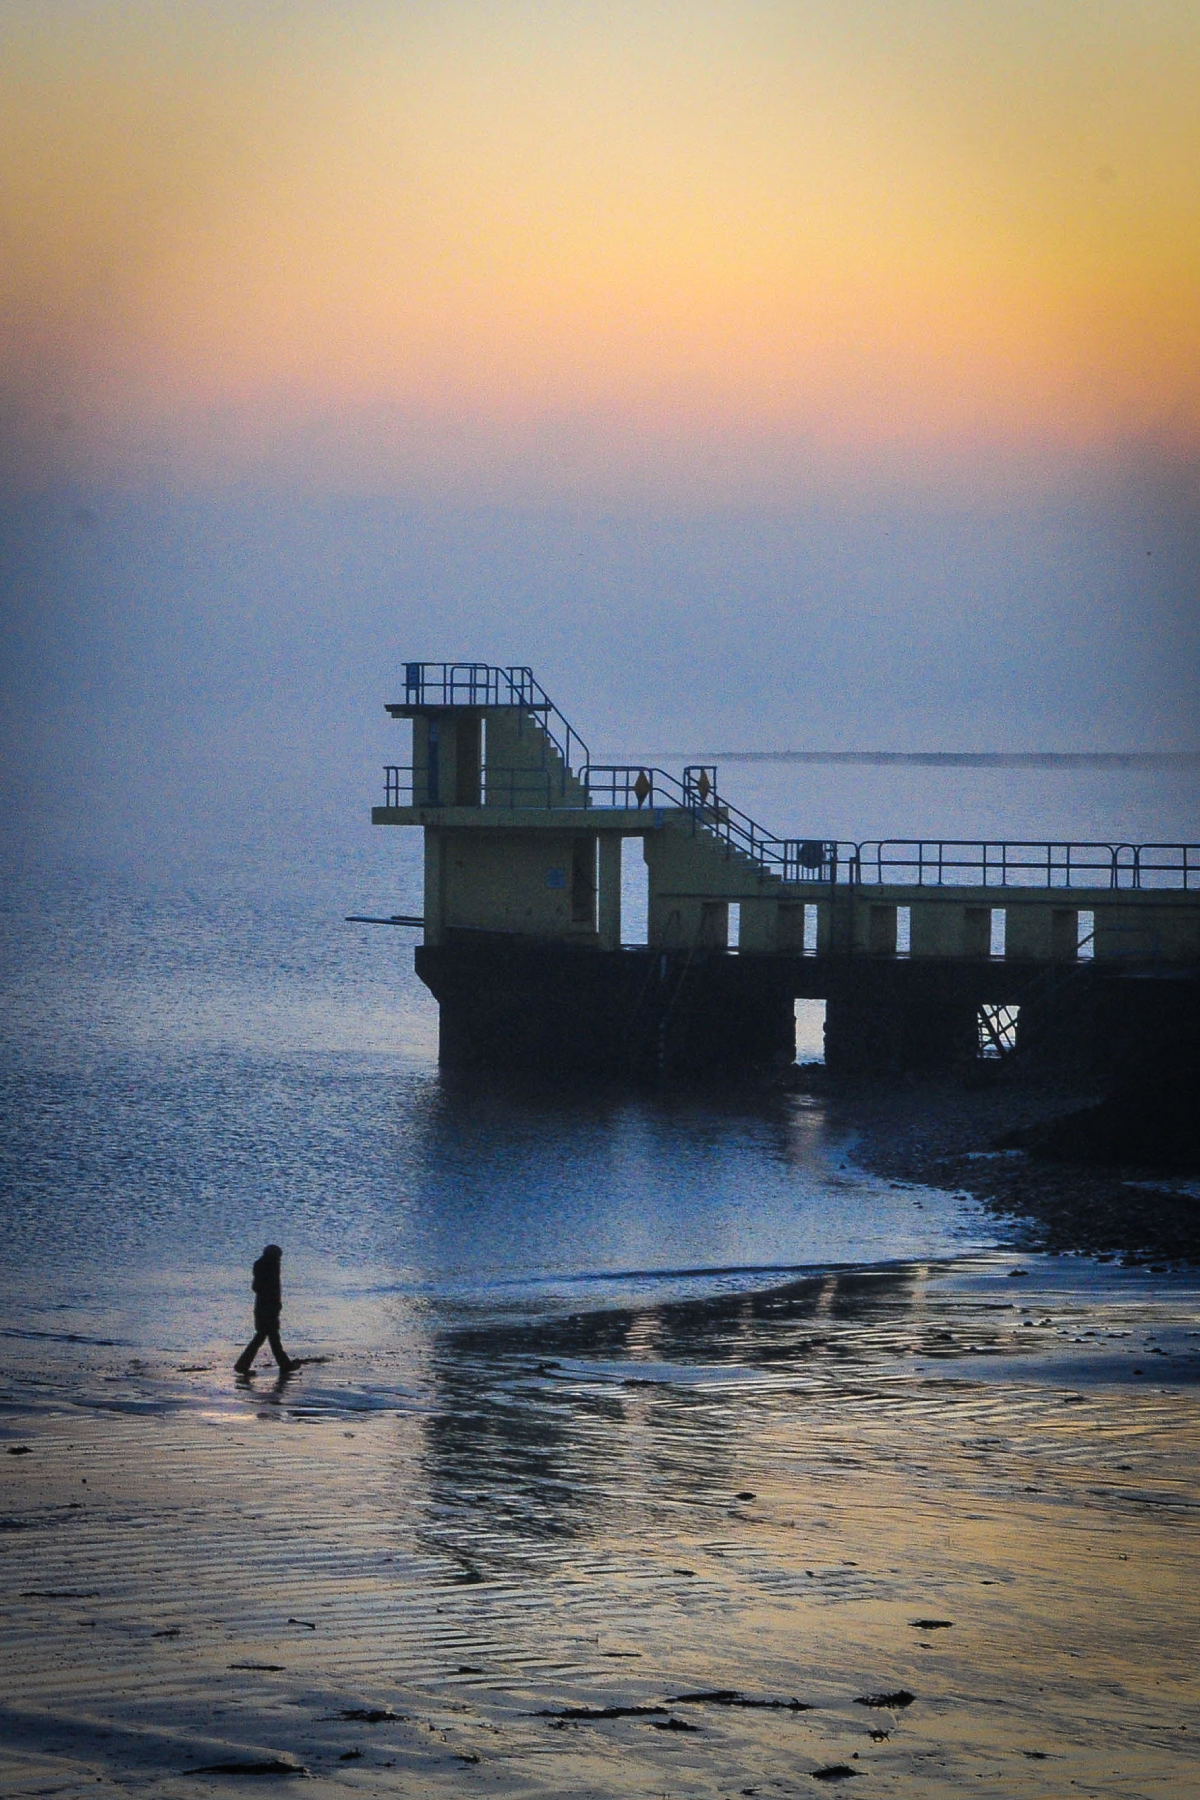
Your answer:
[1,759,1196,1394]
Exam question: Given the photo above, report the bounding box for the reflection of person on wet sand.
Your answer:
[234,1244,297,1375]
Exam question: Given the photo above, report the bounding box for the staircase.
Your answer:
[484,705,589,808]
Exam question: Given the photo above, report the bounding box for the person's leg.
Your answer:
[235,1330,266,1373]
[266,1325,295,1372]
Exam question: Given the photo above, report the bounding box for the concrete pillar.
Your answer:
[963,906,991,958]
[1005,905,1051,960]
[827,893,855,954]
[423,831,445,945]
[412,715,434,805]
[777,902,804,951]
[698,901,729,948]
[412,714,468,808]
[1007,905,1078,962]
[597,835,622,949]
[861,903,897,955]
[453,715,481,805]
[911,903,964,957]
[643,828,685,947]
[1051,907,1079,962]
[738,896,776,952]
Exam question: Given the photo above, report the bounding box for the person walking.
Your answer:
[234,1243,297,1374]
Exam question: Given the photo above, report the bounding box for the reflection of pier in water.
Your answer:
[368,663,1200,1076]
[418,1263,934,1561]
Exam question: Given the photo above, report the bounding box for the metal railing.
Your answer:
[384,764,581,809]
[850,840,1118,889]
[684,776,839,884]
[397,662,590,779]
[383,763,1198,893]
[584,763,838,885]
[848,840,1200,891]
[384,758,1199,894]
[582,765,836,882]
[384,765,412,807]
[582,764,676,810]
[1116,843,1200,890]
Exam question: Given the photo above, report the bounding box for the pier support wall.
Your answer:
[415,939,795,1076]
[414,938,1199,1084]
[821,997,979,1076]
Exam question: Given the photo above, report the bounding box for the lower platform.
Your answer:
[415,936,796,1076]
[413,936,1166,1078]
[415,935,1200,1081]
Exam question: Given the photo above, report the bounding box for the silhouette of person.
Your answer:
[234,1244,297,1374]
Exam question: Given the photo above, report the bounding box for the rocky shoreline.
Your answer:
[799,1066,1200,1265]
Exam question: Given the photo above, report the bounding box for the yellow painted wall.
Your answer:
[1094,905,1200,963]
[910,901,967,958]
[439,828,600,940]
[483,709,585,808]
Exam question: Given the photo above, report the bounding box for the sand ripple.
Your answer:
[2,1257,1199,1795]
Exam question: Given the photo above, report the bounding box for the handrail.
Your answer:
[583,764,686,810]
[682,767,838,883]
[384,762,1199,891]
[385,758,1199,892]
[1131,843,1200,890]
[383,765,412,807]
[849,840,1200,891]
[588,765,838,881]
[385,764,567,809]
[397,662,589,776]
[852,840,1122,889]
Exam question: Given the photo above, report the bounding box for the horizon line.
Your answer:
[621,750,1200,769]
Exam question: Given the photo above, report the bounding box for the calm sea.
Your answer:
[1,758,1196,1379]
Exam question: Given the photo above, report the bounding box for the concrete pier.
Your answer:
[371,664,1200,1079]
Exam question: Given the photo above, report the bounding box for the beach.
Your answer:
[4,1253,1199,1798]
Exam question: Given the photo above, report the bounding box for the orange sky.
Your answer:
[3,1,1198,496]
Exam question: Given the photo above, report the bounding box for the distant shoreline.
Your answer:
[641,750,1200,769]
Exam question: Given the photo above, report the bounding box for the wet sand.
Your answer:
[3,1255,1199,1797]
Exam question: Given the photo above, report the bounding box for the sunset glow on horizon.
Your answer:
[4,0,1199,497]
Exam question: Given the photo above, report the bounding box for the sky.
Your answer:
[1,1,1198,861]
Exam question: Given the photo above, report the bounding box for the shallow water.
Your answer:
[0,841,997,1363]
